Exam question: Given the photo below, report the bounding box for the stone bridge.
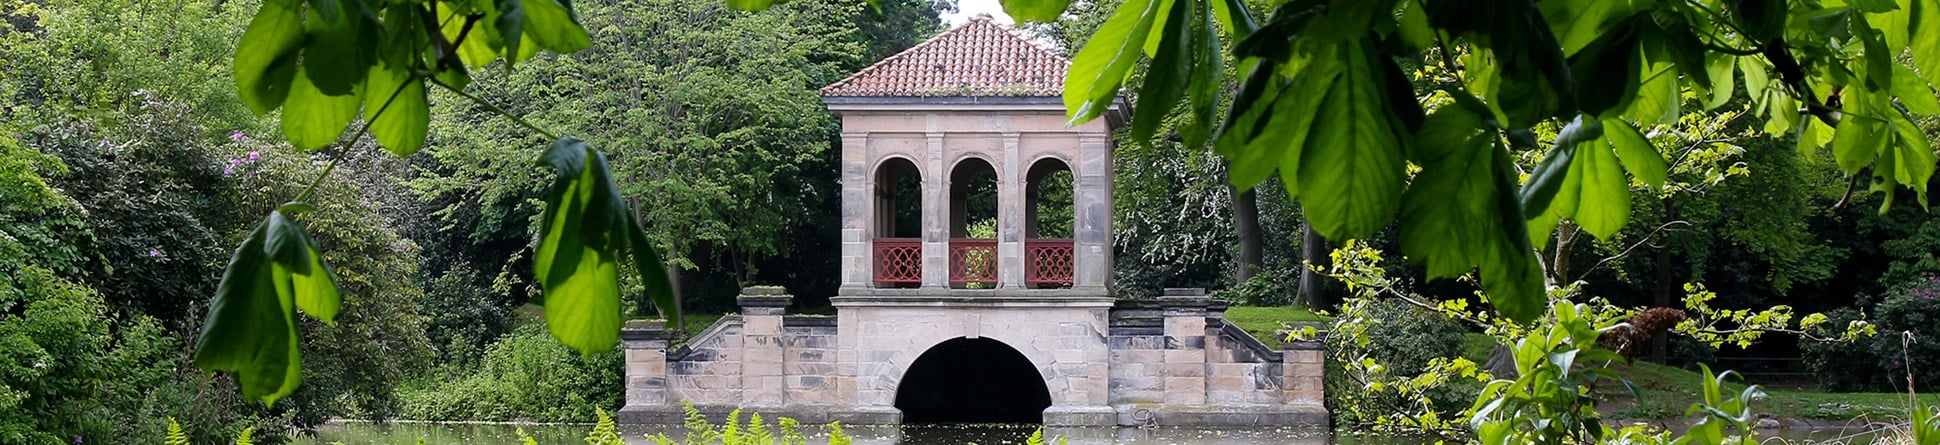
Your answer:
[616,288,1326,426]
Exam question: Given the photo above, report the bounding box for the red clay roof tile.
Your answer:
[821,16,1067,97]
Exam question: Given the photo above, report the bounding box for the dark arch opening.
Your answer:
[875,158,922,239]
[894,337,1051,424]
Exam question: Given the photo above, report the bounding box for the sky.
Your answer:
[940,0,1015,25]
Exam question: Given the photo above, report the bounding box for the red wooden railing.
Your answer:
[948,238,997,288]
[1025,238,1075,287]
[873,238,922,286]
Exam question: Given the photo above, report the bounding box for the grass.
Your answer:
[1222,306,1331,348]
[1453,332,1928,422]
[1599,359,1933,422]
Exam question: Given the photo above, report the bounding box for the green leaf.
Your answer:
[1524,144,1579,249]
[1539,0,1641,56]
[1702,53,1738,110]
[308,0,342,23]
[1852,0,1900,14]
[281,68,362,150]
[1522,115,1600,218]
[1210,0,1258,40]
[193,221,300,406]
[1181,5,1224,149]
[301,2,373,96]
[1889,113,1936,206]
[235,0,305,115]
[446,0,507,67]
[1399,104,1545,323]
[1297,41,1407,240]
[1569,22,1639,118]
[1001,0,1070,23]
[1832,114,1889,173]
[495,0,528,66]
[626,217,681,325]
[1916,0,1940,79]
[1623,49,1678,125]
[1602,119,1667,188]
[1894,65,1940,115]
[725,0,781,10]
[1064,0,1162,125]
[521,0,591,53]
[363,63,429,157]
[264,211,341,325]
[1573,127,1631,239]
[1142,0,1175,57]
[1739,56,1770,100]
[535,137,625,355]
[1131,0,1193,143]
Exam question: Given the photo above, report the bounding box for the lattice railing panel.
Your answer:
[949,238,997,288]
[1025,238,1074,287]
[873,238,922,286]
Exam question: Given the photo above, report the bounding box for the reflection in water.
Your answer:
[296,421,1879,445]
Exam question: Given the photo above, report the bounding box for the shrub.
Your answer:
[397,325,622,422]
[1872,275,1940,389]
[1334,298,1467,376]
[1801,308,1886,391]
[1803,276,1940,392]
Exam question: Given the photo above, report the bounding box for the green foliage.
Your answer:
[396,326,620,422]
[165,418,189,445]
[1806,276,1940,391]
[234,426,254,445]
[534,136,677,355]
[584,408,622,445]
[639,402,850,445]
[876,0,1940,325]
[1469,302,1632,444]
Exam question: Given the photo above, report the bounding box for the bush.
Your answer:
[398,325,623,422]
[1334,299,1467,376]
[1801,308,1885,391]
[1871,276,1940,389]
[1323,298,1472,426]
[1803,276,1940,392]
[1212,266,1300,307]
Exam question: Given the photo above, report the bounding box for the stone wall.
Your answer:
[619,287,1326,427]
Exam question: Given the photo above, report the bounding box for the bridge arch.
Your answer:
[893,336,1053,423]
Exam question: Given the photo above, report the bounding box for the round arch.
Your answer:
[1024,157,1076,288]
[893,336,1053,424]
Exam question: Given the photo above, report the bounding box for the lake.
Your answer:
[294,421,1888,444]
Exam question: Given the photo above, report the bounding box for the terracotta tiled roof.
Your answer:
[821,16,1068,97]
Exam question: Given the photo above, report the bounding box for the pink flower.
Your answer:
[231,130,245,142]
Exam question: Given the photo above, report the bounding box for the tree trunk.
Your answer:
[1232,186,1264,283]
[1551,220,1577,287]
[1295,217,1330,310]
[1483,344,1518,380]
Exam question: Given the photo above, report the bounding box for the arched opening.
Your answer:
[948,158,998,288]
[894,337,1052,424]
[1025,158,1075,288]
[873,158,922,288]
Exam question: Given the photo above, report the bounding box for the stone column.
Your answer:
[621,321,674,409]
[1160,289,1208,406]
[739,287,792,409]
[922,133,949,288]
[1073,134,1113,290]
[997,132,1025,289]
[1283,339,1326,406]
[840,132,873,291]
